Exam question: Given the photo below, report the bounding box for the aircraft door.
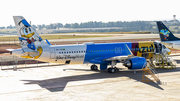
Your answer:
[154,42,162,54]
[159,43,162,53]
[50,48,55,59]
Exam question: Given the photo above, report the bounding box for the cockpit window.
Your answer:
[163,45,166,49]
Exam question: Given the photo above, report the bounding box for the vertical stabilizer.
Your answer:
[13,16,49,59]
[156,21,180,41]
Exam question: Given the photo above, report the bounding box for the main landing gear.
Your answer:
[107,67,118,73]
[90,64,119,73]
[107,60,118,73]
[91,64,98,71]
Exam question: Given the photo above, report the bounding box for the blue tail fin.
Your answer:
[156,21,180,41]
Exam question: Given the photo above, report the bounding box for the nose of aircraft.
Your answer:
[167,48,171,55]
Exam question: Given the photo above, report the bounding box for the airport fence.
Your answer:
[0,39,20,45]
[0,55,58,70]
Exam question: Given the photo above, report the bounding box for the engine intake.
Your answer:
[123,57,147,69]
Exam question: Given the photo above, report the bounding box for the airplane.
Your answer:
[157,21,180,49]
[10,16,171,73]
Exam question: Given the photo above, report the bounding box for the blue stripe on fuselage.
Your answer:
[83,42,132,64]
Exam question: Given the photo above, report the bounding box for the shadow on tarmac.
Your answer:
[21,66,180,92]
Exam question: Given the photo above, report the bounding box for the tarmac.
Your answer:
[1,33,180,100]
[0,56,180,101]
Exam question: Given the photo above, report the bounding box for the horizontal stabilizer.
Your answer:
[6,49,14,51]
[22,51,39,56]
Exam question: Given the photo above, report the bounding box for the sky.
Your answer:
[0,0,180,27]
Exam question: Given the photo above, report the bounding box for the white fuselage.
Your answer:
[162,41,180,49]
[37,44,87,64]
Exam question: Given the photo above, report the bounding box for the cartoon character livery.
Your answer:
[157,21,180,49]
[13,16,49,59]
[11,16,171,73]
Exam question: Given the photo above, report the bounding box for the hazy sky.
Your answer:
[1,0,179,27]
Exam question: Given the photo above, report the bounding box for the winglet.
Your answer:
[125,44,134,57]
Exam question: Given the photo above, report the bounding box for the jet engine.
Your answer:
[123,57,147,69]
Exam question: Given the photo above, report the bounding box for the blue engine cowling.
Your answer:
[123,57,147,69]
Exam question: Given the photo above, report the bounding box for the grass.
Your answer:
[0,34,112,42]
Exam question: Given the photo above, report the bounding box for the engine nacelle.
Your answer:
[123,57,147,69]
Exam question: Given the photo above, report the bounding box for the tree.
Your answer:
[32,25,37,29]
[38,25,42,30]
[64,24,71,28]
[57,23,63,28]
[71,23,79,28]
[7,25,13,29]
[0,26,5,29]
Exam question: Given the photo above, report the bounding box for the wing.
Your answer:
[89,44,136,64]
[105,44,134,61]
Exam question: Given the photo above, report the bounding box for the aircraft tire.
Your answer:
[91,65,98,70]
[114,67,119,71]
[108,68,116,73]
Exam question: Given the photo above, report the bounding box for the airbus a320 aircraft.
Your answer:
[11,16,170,73]
[157,21,180,49]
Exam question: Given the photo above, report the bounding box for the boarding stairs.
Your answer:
[151,53,176,69]
[141,60,160,82]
